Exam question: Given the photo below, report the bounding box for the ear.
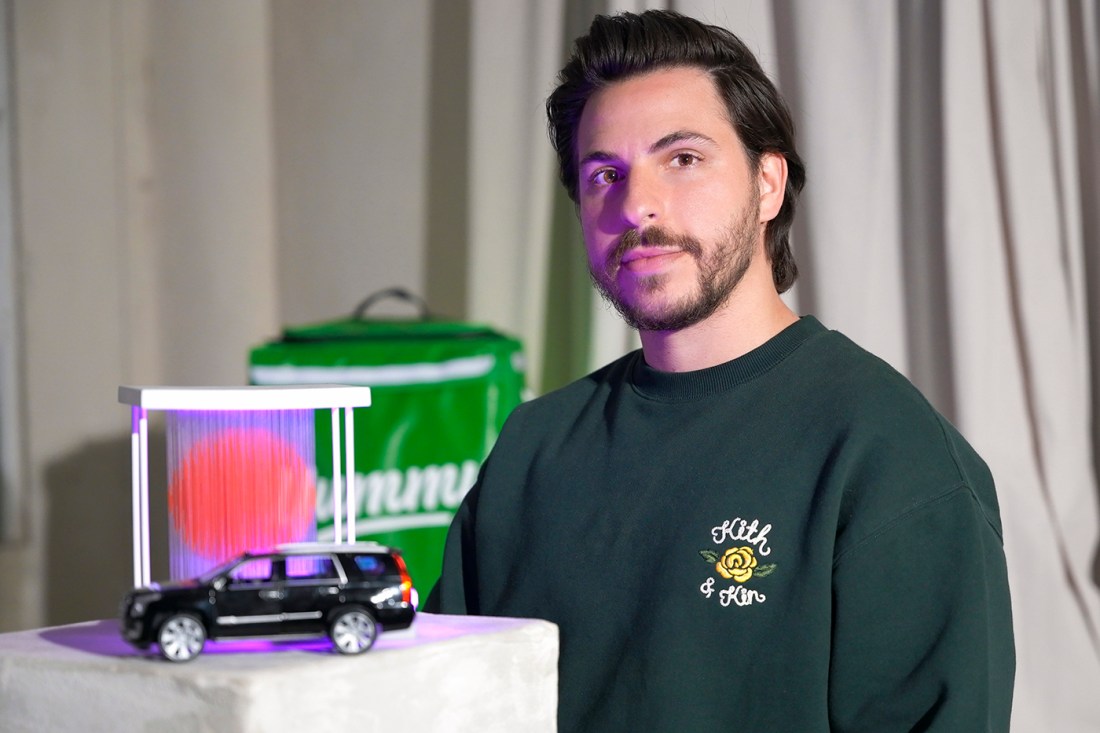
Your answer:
[756,152,787,223]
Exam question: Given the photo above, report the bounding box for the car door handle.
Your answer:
[259,590,286,601]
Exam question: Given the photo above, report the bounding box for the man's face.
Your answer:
[576,66,764,332]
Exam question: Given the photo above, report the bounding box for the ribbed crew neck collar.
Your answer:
[629,316,825,402]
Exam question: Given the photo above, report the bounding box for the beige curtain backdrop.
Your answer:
[1,1,1097,730]
[466,1,1100,730]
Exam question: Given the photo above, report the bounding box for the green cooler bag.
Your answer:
[248,289,525,592]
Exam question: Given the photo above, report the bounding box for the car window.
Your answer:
[227,557,274,585]
[352,554,389,576]
[285,554,341,582]
[199,555,248,584]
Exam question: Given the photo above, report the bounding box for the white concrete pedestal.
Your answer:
[0,613,558,732]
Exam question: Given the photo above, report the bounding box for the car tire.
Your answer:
[157,613,206,662]
[328,607,378,655]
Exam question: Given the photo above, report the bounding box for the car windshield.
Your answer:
[197,555,249,584]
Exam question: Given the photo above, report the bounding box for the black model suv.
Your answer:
[119,542,416,662]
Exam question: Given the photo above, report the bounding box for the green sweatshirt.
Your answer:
[426,316,1014,732]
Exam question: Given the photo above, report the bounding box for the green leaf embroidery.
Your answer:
[754,564,777,578]
[699,549,720,564]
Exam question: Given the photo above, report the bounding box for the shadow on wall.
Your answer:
[44,430,168,626]
[1093,537,1099,597]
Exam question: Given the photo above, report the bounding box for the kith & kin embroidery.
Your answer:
[699,517,777,607]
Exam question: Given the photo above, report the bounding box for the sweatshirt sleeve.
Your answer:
[828,485,1015,732]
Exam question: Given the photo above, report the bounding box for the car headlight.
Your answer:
[129,592,161,617]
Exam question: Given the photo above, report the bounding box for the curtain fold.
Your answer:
[467,0,566,392]
[941,0,1100,728]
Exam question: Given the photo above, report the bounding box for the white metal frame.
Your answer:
[0,0,22,544]
[118,385,372,588]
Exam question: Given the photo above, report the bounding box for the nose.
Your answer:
[619,167,662,227]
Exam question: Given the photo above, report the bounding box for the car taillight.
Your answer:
[394,554,413,605]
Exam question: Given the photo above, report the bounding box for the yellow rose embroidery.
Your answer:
[715,546,757,583]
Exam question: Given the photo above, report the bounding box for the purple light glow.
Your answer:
[201,637,334,655]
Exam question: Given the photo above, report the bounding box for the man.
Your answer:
[426,10,1014,732]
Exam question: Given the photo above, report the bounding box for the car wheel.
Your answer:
[157,613,206,662]
[329,608,377,655]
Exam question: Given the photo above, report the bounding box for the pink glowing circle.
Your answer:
[168,428,316,558]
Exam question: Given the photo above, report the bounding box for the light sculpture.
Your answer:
[118,385,372,587]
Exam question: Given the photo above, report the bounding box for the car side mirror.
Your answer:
[213,577,227,591]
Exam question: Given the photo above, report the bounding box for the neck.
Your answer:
[638,271,798,373]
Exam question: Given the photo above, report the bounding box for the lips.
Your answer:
[620,247,682,264]
[618,247,687,274]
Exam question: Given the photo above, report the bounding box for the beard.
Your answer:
[588,192,761,332]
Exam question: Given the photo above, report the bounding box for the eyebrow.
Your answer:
[578,129,719,169]
[650,130,717,152]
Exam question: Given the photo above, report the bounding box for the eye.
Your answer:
[670,152,701,168]
[589,167,621,186]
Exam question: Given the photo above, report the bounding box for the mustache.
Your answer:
[608,227,703,271]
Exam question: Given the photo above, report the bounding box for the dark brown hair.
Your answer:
[547,10,805,292]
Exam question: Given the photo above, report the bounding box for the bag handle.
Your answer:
[352,288,433,320]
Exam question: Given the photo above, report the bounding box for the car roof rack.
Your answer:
[272,541,391,554]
